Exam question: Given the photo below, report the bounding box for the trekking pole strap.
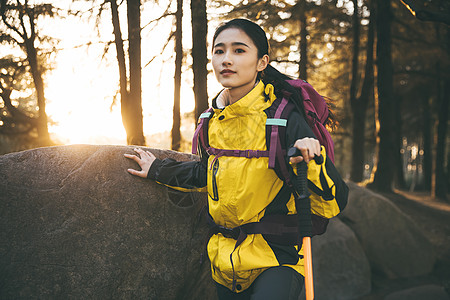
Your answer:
[295,161,313,238]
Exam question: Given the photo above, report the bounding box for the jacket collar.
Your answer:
[212,81,272,115]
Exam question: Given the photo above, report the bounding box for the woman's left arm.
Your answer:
[286,110,348,214]
[124,147,208,193]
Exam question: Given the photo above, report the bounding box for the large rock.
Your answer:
[384,284,450,300]
[5,146,430,299]
[0,145,216,299]
[339,182,436,279]
[308,218,371,300]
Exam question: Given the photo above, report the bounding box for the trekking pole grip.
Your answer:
[287,147,312,238]
[288,147,315,300]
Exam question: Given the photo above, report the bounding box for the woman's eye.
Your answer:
[235,48,245,53]
[214,49,224,54]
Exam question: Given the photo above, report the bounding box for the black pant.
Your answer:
[216,266,304,300]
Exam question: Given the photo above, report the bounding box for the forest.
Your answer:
[0,0,448,200]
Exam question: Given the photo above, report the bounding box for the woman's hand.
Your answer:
[289,137,321,164]
[124,148,156,178]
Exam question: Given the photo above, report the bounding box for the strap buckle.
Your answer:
[244,150,258,158]
[217,225,239,240]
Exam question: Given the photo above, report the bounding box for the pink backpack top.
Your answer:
[287,79,335,163]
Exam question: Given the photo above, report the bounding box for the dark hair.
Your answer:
[213,19,337,127]
[213,18,269,59]
[213,18,305,114]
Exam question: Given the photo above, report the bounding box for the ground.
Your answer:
[359,190,450,300]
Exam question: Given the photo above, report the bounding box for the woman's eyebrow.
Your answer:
[213,42,250,48]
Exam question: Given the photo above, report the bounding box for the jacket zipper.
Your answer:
[211,158,219,201]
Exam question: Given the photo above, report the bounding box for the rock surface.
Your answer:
[0,145,441,299]
[300,218,371,300]
[308,218,371,300]
[339,182,436,279]
[0,145,215,299]
[383,284,450,300]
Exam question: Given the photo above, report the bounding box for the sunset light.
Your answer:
[42,0,205,147]
[2,1,449,299]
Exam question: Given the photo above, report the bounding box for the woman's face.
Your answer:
[212,28,268,96]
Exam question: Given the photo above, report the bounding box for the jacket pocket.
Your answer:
[208,158,220,201]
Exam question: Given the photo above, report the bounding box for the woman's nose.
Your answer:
[222,51,232,66]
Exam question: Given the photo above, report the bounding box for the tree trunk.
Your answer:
[422,94,432,191]
[350,0,374,182]
[394,93,406,189]
[191,0,208,122]
[126,0,145,146]
[349,0,362,182]
[298,0,308,80]
[22,8,50,146]
[171,0,182,151]
[26,39,50,145]
[369,0,396,192]
[110,0,132,145]
[433,26,449,201]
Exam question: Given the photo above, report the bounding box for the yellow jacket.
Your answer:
[147,81,348,292]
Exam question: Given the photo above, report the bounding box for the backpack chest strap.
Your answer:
[206,148,269,158]
[206,147,270,169]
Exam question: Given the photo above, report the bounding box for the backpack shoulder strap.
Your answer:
[265,95,296,186]
[192,108,214,155]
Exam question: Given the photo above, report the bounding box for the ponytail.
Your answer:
[260,64,306,117]
[261,64,338,130]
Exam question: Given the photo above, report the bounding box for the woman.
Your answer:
[125,19,348,300]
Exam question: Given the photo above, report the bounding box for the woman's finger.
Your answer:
[289,156,304,164]
[134,148,145,157]
[312,140,321,156]
[124,153,140,163]
[300,147,310,163]
[127,168,139,176]
[134,148,156,162]
[146,150,156,159]
[127,168,146,178]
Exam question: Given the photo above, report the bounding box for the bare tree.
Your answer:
[369,0,396,192]
[127,0,145,145]
[350,0,375,182]
[0,0,55,145]
[0,57,37,135]
[190,0,208,122]
[297,0,308,80]
[432,25,449,201]
[171,0,182,151]
[109,0,145,145]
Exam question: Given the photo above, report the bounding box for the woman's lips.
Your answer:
[220,69,236,75]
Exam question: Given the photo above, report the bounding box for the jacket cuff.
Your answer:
[147,159,162,179]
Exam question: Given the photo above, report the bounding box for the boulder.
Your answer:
[0,145,216,299]
[309,218,371,300]
[339,182,436,279]
[384,284,450,300]
[5,146,429,299]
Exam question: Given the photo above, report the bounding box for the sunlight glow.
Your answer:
[42,0,203,147]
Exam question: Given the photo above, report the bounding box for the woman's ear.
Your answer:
[257,54,269,72]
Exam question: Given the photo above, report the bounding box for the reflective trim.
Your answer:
[200,112,213,119]
[266,118,287,126]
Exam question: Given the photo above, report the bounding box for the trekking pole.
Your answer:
[288,147,321,300]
